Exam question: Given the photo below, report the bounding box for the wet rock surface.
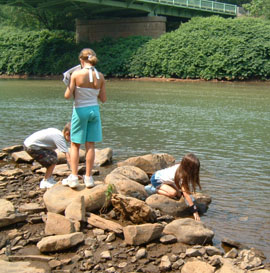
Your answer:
[0,146,269,273]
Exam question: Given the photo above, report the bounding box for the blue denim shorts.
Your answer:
[150,173,162,188]
[71,105,102,144]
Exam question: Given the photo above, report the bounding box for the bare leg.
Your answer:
[85,142,95,177]
[157,184,178,198]
[70,142,80,176]
[44,164,56,179]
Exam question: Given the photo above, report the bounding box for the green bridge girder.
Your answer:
[0,0,237,18]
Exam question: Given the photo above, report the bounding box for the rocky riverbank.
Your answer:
[0,145,269,273]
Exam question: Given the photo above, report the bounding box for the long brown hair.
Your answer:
[174,153,201,193]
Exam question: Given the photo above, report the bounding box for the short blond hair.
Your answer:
[63,122,71,134]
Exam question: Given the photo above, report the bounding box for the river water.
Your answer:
[0,79,269,260]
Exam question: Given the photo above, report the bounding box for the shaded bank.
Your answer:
[1,74,270,83]
[1,16,270,81]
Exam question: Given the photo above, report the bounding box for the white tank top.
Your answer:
[74,66,100,108]
[74,87,100,108]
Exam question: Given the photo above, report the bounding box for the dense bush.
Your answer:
[0,27,150,76]
[0,27,79,75]
[91,36,151,77]
[1,16,270,80]
[128,16,270,80]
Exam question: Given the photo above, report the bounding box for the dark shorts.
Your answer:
[24,146,57,168]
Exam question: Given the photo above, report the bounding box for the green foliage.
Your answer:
[1,17,270,80]
[221,0,251,6]
[105,184,116,202]
[0,5,42,30]
[128,16,270,80]
[0,27,150,76]
[92,36,151,77]
[0,27,79,75]
[0,4,77,31]
[243,0,270,19]
[99,184,116,213]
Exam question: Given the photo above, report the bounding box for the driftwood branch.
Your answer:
[87,213,123,234]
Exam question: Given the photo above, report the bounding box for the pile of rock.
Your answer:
[0,145,269,273]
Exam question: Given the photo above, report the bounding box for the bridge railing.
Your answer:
[140,0,237,15]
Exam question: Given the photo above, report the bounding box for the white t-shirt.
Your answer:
[24,128,68,153]
[155,164,180,184]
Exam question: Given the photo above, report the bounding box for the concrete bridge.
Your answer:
[1,0,238,42]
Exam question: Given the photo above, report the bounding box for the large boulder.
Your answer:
[117,153,175,175]
[43,182,108,214]
[110,165,149,185]
[146,192,211,217]
[111,194,156,224]
[146,194,188,217]
[163,218,214,245]
[105,172,148,201]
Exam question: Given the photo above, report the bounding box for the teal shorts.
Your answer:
[71,105,102,144]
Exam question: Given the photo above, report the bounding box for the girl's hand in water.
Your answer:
[193,212,200,221]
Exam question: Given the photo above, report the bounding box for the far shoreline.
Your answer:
[0,74,269,83]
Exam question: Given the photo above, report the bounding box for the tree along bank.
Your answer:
[1,16,270,81]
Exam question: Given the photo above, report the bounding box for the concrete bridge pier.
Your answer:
[76,16,167,43]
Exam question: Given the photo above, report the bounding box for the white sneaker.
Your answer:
[47,176,57,184]
[40,179,55,189]
[62,174,79,188]
[83,175,95,188]
[144,185,157,195]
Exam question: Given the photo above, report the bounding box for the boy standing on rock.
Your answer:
[24,123,71,189]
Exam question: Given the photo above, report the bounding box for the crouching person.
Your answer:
[24,123,71,189]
